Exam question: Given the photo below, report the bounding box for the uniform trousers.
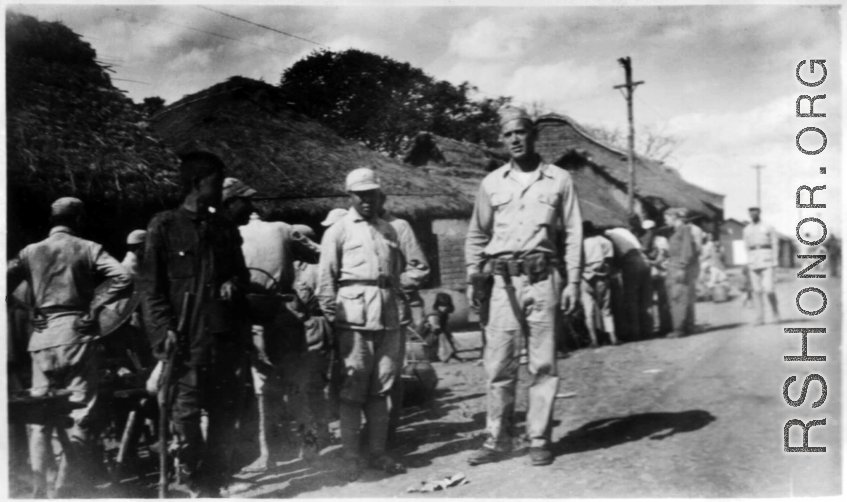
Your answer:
[581,275,615,345]
[484,269,560,449]
[621,251,654,340]
[170,344,242,492]
[668,265,699,334]
[29,337,100,494]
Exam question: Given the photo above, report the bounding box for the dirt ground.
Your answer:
[10,272,841,498]
[220,272,841,498]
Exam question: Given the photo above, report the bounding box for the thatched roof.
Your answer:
[150,77,472,222]
[535,113,724,218]
[404,132,630,227]
[403,131,509,172]
[6,12,181,253]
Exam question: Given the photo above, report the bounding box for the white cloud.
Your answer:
[447,17,533,61]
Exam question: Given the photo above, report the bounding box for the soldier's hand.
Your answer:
[73,314,99,334]
[32,314,48,332]
[220,280,239,301]
[164,329,178,358]
[560,283,579,315]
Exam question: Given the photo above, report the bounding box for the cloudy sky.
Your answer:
[10,2,841,236]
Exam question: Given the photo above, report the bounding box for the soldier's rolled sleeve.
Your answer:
[560,175,584,284]
[141,216,176,347]
[316,222,343,325]
[465,183,493,279]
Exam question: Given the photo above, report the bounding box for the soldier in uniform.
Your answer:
[664,208,699,338]
[317,167,407,478]
[141,152,251,497]
[742,206,780,324]
[7,197,132,497]
[465,106,583,467]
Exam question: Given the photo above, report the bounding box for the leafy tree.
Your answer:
[137,96,166,117]
[280,49,509,156]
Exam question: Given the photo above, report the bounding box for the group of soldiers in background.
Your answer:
[7,104,786,498]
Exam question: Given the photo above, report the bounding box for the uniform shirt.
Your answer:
[317,207,403,331]
[604,228,642,258]
[7,226,131,351]
[385,214,430,327]
[667,223,698,270]
[582,235,614,281]
[142,206,250,364]
[465,160,583,284]
[239,214,320,293]
[743,221,779,270]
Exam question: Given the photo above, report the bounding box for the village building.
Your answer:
[150,77,475,293]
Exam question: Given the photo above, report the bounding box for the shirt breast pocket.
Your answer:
[491,192,512,210]
[537,192,560,224]
[167,250,196,279]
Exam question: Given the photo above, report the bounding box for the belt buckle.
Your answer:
[377,276,389,289]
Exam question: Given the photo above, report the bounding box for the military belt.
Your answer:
[339,277,396,289]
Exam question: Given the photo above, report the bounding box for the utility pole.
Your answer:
[751,164,764,209]
[614,56,645,216]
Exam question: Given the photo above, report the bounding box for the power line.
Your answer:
[198,6,328,48]
[112,78,151,85]
[113,7,292,56]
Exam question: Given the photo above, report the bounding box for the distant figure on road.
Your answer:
[642,219,672,335]
[742,207,780,325]
[581,221,616,347]
[664,207,699,338]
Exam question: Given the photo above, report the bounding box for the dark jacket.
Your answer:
[141,206,250,364]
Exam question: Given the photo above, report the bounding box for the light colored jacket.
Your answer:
[317,208,403,331]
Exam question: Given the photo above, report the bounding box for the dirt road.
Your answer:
[225,275,843,497]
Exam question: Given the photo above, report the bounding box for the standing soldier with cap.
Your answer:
[7,197,132,498]
[743,206,780,325]
[141,152,250,497]
[220,177,323,470]
[465,105,583,467]
[317,167,407,478]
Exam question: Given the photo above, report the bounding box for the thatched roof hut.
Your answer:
[6,12,181,254]
[403,131,630,227]
[535,113,724,220]
[151,77,472,224]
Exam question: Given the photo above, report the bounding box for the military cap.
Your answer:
[345,168,381,192]
[51,197,85,217]
[127,229,147,245]
[222,177,257,202]
[498,105,533,128]
[322,208,348,227]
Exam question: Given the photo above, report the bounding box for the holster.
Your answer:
[470,271,494,326]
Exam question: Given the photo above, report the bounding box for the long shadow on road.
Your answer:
[552,410,716,456]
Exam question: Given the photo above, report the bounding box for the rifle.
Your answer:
[159,292,193,499]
